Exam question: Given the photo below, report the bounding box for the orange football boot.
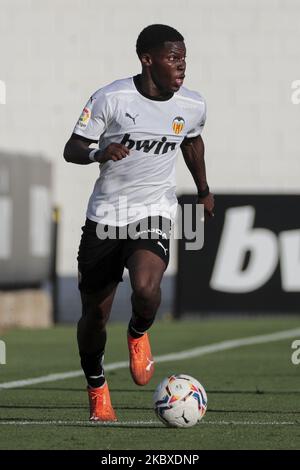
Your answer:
[87,382,117,422]
[127,332,154,386]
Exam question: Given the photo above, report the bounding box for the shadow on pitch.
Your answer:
[0,404,153,411]
[15,388,300,395]
[62,423,165,430]
[1,404,299,414]
[10,387,155,393]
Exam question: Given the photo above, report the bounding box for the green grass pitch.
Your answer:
[0,317,299,450]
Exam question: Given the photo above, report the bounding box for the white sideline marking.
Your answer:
[1,327,300,390]
[0,420,160,427]
[0,420,297,427]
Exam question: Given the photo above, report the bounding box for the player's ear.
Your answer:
[140,52,152,67]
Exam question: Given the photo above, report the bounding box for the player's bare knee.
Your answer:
[80,295,110,327]
[79,310,108,331]
[133,282,160,304]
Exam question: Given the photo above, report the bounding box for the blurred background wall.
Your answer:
[0,0,299,323]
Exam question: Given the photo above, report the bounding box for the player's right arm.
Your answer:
[63,134,129,165]
[63,90,129,165]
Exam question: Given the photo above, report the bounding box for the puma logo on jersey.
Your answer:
[157,241,168,256]
[121,133,177,155]
[125,112,139,124]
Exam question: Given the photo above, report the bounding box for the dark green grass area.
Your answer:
[0,317,299,450]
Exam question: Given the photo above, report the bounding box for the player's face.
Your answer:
[149,41,186,93]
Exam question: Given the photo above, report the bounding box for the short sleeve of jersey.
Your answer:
[73,91,110,141]
[186,98,207,139]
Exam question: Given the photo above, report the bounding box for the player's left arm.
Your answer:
[180,135,214,217]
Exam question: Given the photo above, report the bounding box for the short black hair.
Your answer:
[136,24,184,56]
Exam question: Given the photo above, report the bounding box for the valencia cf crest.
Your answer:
[172,116,185,134]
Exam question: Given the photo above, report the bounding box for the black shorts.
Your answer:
[77,216,171,294]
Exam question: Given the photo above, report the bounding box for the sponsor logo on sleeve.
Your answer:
[78,107,91,129]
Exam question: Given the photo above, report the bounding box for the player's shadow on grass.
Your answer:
[11,387,155,393]
[0,404,153,410]
[66,422,165,429]
[1,404,298,414]
[10,387,300,395]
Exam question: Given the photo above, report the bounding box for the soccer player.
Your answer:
[64,24,214,421]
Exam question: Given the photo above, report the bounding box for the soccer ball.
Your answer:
[153,374,207,428]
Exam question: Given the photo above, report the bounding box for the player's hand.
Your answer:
[96,143,130,163]
[197,192,215,218]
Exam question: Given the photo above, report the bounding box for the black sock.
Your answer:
[128,315,155,339]
[80,350,105,388]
